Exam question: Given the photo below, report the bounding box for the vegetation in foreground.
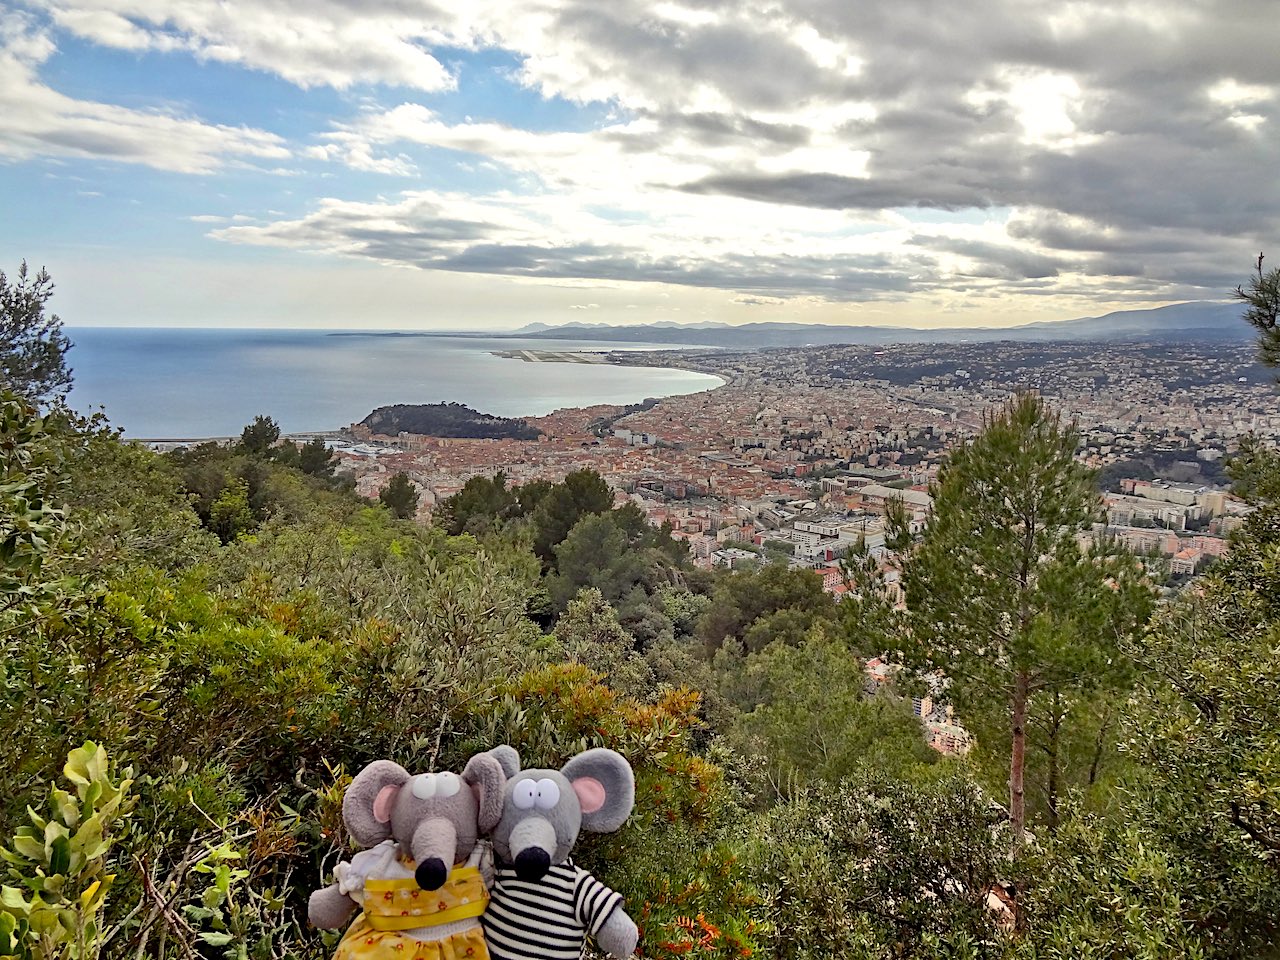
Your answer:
[0,260,1277,958]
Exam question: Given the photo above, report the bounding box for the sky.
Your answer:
[1,0,1277,331]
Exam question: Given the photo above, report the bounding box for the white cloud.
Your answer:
[1209,78,1275,132]
[0,12,288,173]
[45,0,455,91]
[1208,78,1274,106]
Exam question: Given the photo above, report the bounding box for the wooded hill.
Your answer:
[360,402,540,440]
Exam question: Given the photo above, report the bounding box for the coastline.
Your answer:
[491,346,733,388]
[69,328,726,440]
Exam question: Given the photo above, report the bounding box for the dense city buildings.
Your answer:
[336,338,1263,580]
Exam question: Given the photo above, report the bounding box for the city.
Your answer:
[339,337,1268,576]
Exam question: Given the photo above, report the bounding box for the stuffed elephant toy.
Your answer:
[309,749,514,959]
[481,747,639,960]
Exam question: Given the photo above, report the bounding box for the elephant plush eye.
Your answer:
[435,771,461,798]
[410,774,437,800]
[534,778,560,810]
[513,779,537,810]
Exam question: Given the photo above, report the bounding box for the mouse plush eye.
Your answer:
[513,779,537,810]
[435,772,461,798]
[410,774,437,800]
[534,778,560,810]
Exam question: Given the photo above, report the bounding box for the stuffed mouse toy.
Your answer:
[481,747,639,960]
[310,750,510,960]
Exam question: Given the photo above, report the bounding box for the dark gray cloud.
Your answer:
[143,0,1280,303]
[217,196,929,301]
[908,236,1062,280]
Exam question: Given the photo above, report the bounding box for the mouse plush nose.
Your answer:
[415,857,448,890]
[410,817,458,890]
[514,847,551,881]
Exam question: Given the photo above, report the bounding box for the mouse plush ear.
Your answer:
[344,760,410,847]
[462,752,508,833]
[562,748,634,834]
[487,745,521,780]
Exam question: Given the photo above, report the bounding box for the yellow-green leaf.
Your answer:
[0,886,31,913]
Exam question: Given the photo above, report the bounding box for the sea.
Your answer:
[65,328,724,439]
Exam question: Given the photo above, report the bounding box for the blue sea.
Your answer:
[65,328,723,438]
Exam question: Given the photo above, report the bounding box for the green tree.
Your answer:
[728,629,935,799]
[1115,441,1280,951]
[1015,811,1215,958]
[697,563,835,656]
[0,263,72,404]
[0,393,71,600]
[554,587,651,696]
[1234,252,1280,373]
[297,437,337,479]
[898,394,1153,841]
[60,421,216,574]
[548,512,646,608]
[532,469,613,562]
[744,771,1008,956]
[0,742,134,960]
[208,477,255,543]
[436,472,517,536]
[239,415,280,455]
[379,471,419,519]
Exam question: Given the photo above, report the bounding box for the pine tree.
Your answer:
[297,437,337,478]
[379,471,419,519]
[239,415,280,455]
[0,262,72,404]
[896,394,1153,842]
[1234,252,1280,373]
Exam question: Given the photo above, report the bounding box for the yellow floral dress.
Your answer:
[333,842,490,960]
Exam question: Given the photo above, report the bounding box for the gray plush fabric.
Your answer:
[595,907,640,958]
[488,745,521,780]
[484,748,639,958]
[462,751,508,832]
[491,768,577,866]
[562,748,635,834]
[343,759,410,848]
[307,884,358,930]
[491,748,634,866]
[310,755,513,925]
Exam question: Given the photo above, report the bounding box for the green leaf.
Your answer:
[50,789,79,829]
[0,885,31,914]
[10,836,42,863]
[199,931,235,947]
[47,837,70,876]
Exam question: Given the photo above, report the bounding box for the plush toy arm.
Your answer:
[594,906,639,959]
[308,884,358,929]
[467,840,495,888]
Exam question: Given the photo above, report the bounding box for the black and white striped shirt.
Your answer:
[482,860,623,960]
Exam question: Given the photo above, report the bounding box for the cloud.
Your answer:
[0,11,288,173]
[210,190,928,301]
[44,0,455,91]
[22,0,1280,309]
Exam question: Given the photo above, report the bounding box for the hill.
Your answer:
[512,301,1248,348]
[360,402,540,439]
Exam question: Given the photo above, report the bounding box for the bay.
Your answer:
[65,328,723,438]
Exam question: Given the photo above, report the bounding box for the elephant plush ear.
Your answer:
[462,752,508,833]
[562,748,634,834]
[344,760,410,847]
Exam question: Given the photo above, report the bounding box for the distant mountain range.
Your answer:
[509,301,1251,348]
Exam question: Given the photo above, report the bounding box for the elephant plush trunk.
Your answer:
[508,816,558,881]
[410,817,458,891]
